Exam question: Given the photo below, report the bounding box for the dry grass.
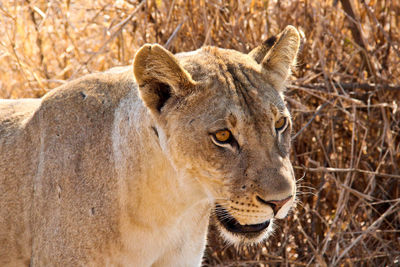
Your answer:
[1,0,399,266]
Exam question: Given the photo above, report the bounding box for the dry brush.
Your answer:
[0,0,399,265]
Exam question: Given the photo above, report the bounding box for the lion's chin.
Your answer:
[214,205,274,245]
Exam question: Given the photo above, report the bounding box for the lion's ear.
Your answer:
[257,25,300,91]
[133,44,195,114]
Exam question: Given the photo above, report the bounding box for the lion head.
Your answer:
[133,25,300,245]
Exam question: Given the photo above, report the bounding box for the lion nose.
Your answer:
[256,195,292,215]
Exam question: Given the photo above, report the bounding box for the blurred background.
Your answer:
[0,0,399,265]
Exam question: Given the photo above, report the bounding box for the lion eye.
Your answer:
[275,117,287,131]
[214,130,231,143]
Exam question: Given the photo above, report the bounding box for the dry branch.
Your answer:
[295,166,400,179]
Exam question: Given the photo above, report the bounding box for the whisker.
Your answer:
[299,193,317,197]
[296,172,306,183]
[296,185,316,190]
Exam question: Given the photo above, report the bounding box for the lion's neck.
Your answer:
[113,89,209,220]
[111,90,210,264]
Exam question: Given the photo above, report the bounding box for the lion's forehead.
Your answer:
[179,47,286,113]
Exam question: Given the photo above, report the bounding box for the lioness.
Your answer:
[0,26,300,266]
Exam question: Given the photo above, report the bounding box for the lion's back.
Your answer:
[0,69,138,266]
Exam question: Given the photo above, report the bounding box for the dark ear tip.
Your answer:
[264,36,277,48]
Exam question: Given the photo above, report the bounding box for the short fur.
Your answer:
[0,26,300,266]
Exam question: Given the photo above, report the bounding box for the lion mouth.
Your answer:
[215,205,270,234]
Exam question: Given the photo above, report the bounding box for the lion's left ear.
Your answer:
[250,25,300,91]
[133,44,195,114]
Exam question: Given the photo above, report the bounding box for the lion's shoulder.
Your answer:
[41,67,135,111]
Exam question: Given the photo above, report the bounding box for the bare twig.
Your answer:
[292,102,330,140]
[164,19,187,50]
[294,166,400,179]
[301,82,400,91]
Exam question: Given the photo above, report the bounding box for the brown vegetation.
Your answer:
[1,0,399,265]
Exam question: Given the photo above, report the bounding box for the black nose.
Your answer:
[256,195,292,215]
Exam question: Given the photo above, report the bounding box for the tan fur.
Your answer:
[0,26,300,266]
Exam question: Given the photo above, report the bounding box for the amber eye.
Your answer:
[214,130,231,143]
[275,117,287,131]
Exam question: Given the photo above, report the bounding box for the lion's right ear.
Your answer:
[133,44,195,114]
[250,26,300,92]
